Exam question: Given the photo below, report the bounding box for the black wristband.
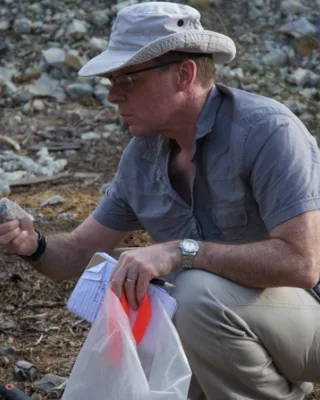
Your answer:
[20,230,47,262]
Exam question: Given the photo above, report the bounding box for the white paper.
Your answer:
[67,252,178,323]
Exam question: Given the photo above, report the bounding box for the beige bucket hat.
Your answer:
[78,1,236,77]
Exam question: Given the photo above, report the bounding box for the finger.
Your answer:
[0,227,21,246]
[110,264,127,300]
[0,219,19,235]
[10,230,29,251]
[136,275,150,306]
[124,278,139,310]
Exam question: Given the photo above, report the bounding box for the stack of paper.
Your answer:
[67,252,178,323]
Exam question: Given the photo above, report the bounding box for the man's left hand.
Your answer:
[110,241,180,310]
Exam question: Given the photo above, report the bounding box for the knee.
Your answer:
[172,269,224,342]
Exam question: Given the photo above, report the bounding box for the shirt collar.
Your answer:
[142,85,222,163]
[195,84,222,140]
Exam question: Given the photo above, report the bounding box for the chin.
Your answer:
[128,125,149,137]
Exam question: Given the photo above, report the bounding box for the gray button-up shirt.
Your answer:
[93,84,320,244]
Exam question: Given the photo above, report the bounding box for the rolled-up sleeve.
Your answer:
[245,114,320,231]
[92,168,144,231]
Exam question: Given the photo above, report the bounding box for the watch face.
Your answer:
[183,239,198,252]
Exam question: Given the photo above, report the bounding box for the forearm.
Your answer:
[30,232,95,280]
[193,238,313,288]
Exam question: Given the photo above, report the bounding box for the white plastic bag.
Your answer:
[62,288,191,400]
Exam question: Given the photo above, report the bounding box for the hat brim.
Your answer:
[78,30,236,77]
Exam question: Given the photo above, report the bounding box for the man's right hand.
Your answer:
[0,216,38,257]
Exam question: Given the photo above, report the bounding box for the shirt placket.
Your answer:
[190,144,203,240]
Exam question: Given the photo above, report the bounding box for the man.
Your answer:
[0,2,320,399]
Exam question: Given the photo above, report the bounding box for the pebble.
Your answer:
[42,47,66,68]
[32,99,45,111]
[0,347,14,356]
[280,0,307,15]
[13,360,40,382]
[66,19,87,40]
[35,373,68,395]
[13,18,32,34]
[286,67,311,86]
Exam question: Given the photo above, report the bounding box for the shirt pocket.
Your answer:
[214,204,248,241]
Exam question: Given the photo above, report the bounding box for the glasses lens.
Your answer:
[115,74,133,87]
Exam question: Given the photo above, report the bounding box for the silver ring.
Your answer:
[125,278,137,284]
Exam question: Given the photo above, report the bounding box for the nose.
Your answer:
[107,84,126,104]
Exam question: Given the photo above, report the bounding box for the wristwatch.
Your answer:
[178,239,199,269]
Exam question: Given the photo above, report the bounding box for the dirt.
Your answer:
[0,101,319,399]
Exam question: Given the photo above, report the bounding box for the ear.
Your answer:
[176,59,197,90]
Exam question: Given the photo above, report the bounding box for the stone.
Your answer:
[286,68,311,86]
[32,99,45,111]
[65,51,83,70]
[40,195,64,208]
[0,347,14,356]
[35,374,67,396]
[262,48,288,67]
[81,131,101,140]
[90,9,110,28]
[89,37,108,51]
[42,47,66,68]
[0,199,33,222]
[0,20,10,31]
[66,83,94,98]
[13,360,40,382]
[0,169,10,195]
[94,85,109,103]
[279,17,318,38]
[280,0,307,15]
[13,18,32,34]
[66,19,87,40]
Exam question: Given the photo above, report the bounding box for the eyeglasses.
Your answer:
[107,61,181,88]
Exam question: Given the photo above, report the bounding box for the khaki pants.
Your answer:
[173,269,319,400]
[112,249,320,399]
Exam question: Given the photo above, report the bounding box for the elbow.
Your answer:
[298,258,319,288]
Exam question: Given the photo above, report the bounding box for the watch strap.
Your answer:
[20,230,47,262]
[182,254,194,269]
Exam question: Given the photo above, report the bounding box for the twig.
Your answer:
[8,172,73,187]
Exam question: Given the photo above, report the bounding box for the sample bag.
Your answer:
[62,288,191,400]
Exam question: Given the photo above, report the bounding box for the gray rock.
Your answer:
[249,7,263,20]
[58,213,76,221]
[280,0,307,15]
[254,0,265,7]
[89,37,108,51]
[66,19,87,40]
[32,99,45,111]
[81,131,101,140]
[262,48,288,67]
[35,373,67,396]
[0,169,10,195]
[30,73,66,102]
[0,20,10,31]
[0,347,14,356]
[286,68,311,86]
[42,47,66,68]
[11,90,31,106]
[91,9,110,28]
[14,360,40,382]
[13,18,32,34]
[94,85,109,103]
[66,83,94,98]
[0,199,33,222]
[40,195,64,208]
[279,17,319,38]
[2,80,18,96]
